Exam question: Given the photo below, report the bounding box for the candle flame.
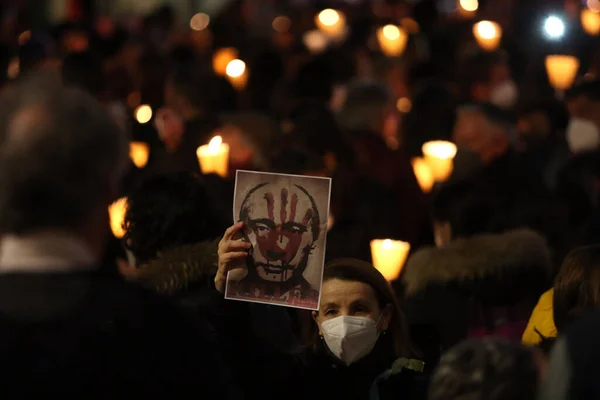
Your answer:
[422,141,458,159]
[208,135,223,152]
[226,59,246,78]
[383,239,393,249]
[476,21,497,39]
[318,9,340,26]
[108,197,128,239]
[459,0,479,12]
[382,25,401,40]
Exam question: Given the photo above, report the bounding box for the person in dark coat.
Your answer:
[214,222,428,400]
[0,73,225,397]
[402,182,553,350]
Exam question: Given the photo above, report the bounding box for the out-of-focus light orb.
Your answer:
[225,59,246,78]
[401,17,420,34]
[589,0,600,13]
[318,9,340,26]
[544,16,565,39]
[18,31,31,46]
[382,24,401,40]
[7,57,19,79]
[303,30,328,54]
[273,16,291,33]
[459,0,479,12]
[190,13,210,31]
[396,97,412,113]
[476,20,498,39]
[135,104,153,124]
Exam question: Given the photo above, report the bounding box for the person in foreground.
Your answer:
[215,222,427,400]
[0,73,225,397]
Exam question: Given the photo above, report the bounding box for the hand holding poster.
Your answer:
[225,170,331,310]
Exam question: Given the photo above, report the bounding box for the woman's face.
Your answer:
[314,278,391,334]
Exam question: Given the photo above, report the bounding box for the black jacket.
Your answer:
[0,269,226,398]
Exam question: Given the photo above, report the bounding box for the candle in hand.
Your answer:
[422,141,457,183]
[315,9,346,41]
[129,142,150,168]
[377,25,408,57]
[197,135,230,178]
[370,239,411,282]
[108,197,128,239]
[225,59,248,91]
[411,157,435,193]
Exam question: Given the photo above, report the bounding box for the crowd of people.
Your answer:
[3,1,600,398]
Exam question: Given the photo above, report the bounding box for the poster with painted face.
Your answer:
[225,170,331,310]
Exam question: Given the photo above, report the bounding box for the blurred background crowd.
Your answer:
[5,0,600,398]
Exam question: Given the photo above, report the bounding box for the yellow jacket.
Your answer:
[522,288,557,345]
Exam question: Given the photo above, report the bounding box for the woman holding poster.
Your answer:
[214,225,428,400]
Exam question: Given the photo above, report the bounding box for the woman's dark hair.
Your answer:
[432,181,500,238]
[318,258,409,357]
[553,245,600,332]
[123,172,227,263]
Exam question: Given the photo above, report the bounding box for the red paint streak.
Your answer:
[264,192,275,220]
[280,188,288,223]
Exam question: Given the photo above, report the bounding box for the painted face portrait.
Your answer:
[239,182,320,283]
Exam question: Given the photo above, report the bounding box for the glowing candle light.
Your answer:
[135,104,152,124]
[197,135,229,177]
[315,9,346,41]
[473,20,502,51]
[225,59,248,91]
[129,142,150,168]
[303,30,329,54]
[412,157,435,193]
[582,8,600,35]
[108,197,128,239]
[213,48,238,76]
[377,24,409,57]
[370,239,411,282]
[190,13,210,31]
[545,55,580,90]
[422,141,457,183]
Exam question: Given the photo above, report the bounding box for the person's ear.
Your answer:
[380,304,393,332]
[312,310,322,335]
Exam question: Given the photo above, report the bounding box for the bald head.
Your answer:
[0,72,128,234]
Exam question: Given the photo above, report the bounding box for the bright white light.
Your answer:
[544,16,565,39]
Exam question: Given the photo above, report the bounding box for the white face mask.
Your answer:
[490,80,518,109]
[320,315,380,366]
[566,118,600,154]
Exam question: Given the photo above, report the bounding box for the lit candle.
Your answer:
[134,104,152,124]
[213,48,238,76]
[197,135,229,177]
[108,197,128,239]
[129,142,149,168]
[376,24,409,57]
[411,157,435,193]
[370,239,411,282]
[315,9,346,41]
[582,8,600,35]
[458,0,478,18]
[545,55,580,90]
[473,20,502,52]
[225,59,248,91]
[422,141,457,183]
[303,30,329,54]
